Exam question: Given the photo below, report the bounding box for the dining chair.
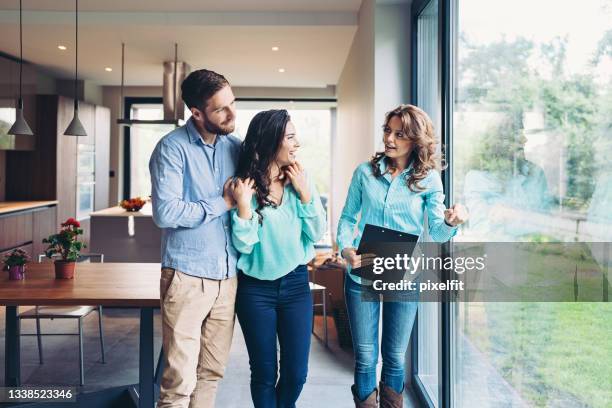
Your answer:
[18,253,106,386]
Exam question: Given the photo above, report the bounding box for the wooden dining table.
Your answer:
[0,262,162,408]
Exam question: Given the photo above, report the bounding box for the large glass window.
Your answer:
[451,0,612,407]
[125,101,176,199]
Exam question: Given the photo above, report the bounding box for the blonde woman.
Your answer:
[337,105,467,408]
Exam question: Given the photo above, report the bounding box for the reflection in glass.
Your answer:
[452,0,612,406]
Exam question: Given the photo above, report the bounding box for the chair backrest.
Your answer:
[37,253,105,263]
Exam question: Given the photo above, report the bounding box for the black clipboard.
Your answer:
[353,224,420,281]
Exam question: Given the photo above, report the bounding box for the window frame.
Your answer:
[410,0,455,407]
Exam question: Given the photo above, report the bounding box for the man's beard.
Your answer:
[203,112,235,135]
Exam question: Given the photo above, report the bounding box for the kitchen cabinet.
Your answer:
[32,206,57,257]
[0,212,32,251]
[0,202,56,257]
[5,96,111,233]
[94,106,110,211]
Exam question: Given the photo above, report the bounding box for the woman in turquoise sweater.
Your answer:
[337,104,467,408]
[231,109,326,408]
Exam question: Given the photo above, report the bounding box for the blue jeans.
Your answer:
[345,275,418,401]
[236,265,313,408]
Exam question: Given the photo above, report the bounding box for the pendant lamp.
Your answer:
[64,0,86,136]
[8,0,34,136]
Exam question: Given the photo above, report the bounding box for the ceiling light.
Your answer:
[105,67,112,72]
[272,46,279,51]
[58,45,67,50]
[278,68,285,73]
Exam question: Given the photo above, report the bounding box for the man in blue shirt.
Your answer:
[149,69,241,408]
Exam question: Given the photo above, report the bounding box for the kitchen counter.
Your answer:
[0,200,58,216]
[90,203,152,217]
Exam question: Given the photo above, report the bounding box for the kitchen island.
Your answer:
[89,203,161,263]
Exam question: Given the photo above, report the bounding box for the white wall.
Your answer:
[374,1,412,146]
[332,0,412,246]
[332,0,376,246]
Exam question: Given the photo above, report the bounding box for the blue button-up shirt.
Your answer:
[337,160,457,283]
[149,118,241,279]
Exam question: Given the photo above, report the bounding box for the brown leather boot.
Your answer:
[379,382,403,408]
[351,384,378,408]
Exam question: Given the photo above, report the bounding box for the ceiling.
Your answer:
[0,0,361,88]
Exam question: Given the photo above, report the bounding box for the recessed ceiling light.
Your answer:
[272,46,279,51]
[278,68,285,73]
[105,67,113,72]
[58,45,67,50]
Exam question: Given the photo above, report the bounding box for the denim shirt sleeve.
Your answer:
[149,140,228,229]
[336,165,363,252]
[231,208,260,254]
[424,171,457,242]
[297,176,327,243]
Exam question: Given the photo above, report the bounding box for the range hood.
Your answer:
[117,44,191,126]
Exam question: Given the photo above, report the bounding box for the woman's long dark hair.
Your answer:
[236,109,291,221]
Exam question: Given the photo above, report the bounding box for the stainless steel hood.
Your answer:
[117,44,191,126]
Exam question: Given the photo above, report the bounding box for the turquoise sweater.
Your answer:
[231,177,326,280]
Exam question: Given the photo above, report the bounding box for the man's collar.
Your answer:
[186,117,202,144]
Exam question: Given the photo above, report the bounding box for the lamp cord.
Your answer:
[19,0,23,100]
[74,0,78,104]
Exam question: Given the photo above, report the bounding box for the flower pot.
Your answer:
[8,265,25,280]
[54,260,76,279]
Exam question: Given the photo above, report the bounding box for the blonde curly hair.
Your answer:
[370,104,445,191]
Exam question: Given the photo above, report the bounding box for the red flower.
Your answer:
[61,217,81,228]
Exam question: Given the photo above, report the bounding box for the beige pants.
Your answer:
[157,268,237,408]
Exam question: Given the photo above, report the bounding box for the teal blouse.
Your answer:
[231,176,327,280]
[337,160,458,283]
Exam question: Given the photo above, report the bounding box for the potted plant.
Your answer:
[43,217,86,279]
[2,248,30,280]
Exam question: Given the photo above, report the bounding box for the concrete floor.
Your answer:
[0,307,420,407]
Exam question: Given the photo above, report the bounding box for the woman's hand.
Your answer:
[444,203,468,227]
[341,247,377,269]
[232,178,255,219]
[284,162,311,203]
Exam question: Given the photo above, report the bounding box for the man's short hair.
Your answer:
[181,69,230,110]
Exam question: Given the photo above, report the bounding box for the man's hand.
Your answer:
[223,177,237,210]
[444,203,468,227]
